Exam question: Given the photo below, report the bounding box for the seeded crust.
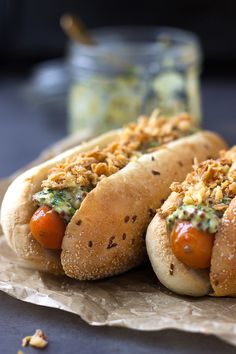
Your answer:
[1,130,226,278]
[61,131,226,280]
[147,154,236,298]
[210,196,236,296]
[146,208,210,296]
[147,196,236,297]
[1,130,121,274]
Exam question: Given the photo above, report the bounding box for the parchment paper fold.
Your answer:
[0,132,236,346]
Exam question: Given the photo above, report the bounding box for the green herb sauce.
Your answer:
[166,204,221,233]
[33,186,90,223]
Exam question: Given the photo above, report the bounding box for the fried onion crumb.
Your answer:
[42,112,195,190]
[22,329,48,349]
[169,147,236,213]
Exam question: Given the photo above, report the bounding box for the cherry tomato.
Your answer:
[30,205,66,249]
[170,221,215,269]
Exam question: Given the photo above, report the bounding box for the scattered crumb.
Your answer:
[22,329,48,349]
[22,336,31,347]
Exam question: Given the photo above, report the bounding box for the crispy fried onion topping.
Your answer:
[42,112,194,190]
[170,147,236,213]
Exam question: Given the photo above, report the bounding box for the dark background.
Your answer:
[1,0,236,77]
[1,3,236,353]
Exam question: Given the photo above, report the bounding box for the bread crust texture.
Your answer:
[146,147,236,298]
[61,131,226,279]
[210,196,236,296]
[146,209,210,296]
[1,130,121,274]
[1,130,226,279]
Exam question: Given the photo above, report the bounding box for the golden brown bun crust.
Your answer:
[1,129,226,278]
[146,208,210,296]
[1,130,121,274]
[61,131,227,280]
[210,196,236,296]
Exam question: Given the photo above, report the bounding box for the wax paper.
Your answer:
[0,132,236,346]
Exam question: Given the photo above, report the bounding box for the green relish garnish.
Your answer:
[166,204,221,234]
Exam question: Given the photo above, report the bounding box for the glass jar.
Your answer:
[67,26,202,134]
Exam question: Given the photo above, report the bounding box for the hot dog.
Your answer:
[146,147,236,296]
[1,111,226,280]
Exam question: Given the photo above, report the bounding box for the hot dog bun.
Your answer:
[146,151,236,298]
[146,207,210,296]
[210,196,236,296]
[1,130,121,274]
[62,131,226,279]
[1,130,226,279]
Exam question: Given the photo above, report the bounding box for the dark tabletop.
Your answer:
[0,77,236,353]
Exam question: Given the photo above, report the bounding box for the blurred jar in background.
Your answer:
[68,26,202,134]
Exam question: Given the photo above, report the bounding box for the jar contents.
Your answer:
[68,27,202,134]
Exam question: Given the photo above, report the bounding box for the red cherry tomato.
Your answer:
[170,221,215,269]
[30,206,66,249]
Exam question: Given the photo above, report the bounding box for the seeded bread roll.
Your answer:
[146,208,211,296]
[61,131,226,279]
[1,130,226,279]
[146,153,236,298]
[1,130,121,274]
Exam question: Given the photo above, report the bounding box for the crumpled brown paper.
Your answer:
[0,132,236,346]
